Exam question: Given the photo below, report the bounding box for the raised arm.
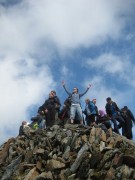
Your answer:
[79,84,92,97]
[62,81,72,96]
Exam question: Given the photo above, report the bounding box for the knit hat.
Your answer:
[99,110,106,117]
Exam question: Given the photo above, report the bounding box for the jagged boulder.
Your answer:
[0,124,135,180]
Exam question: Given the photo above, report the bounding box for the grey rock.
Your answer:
[1,155,22,180]
[0,123,135,180]
[70,152,89,173]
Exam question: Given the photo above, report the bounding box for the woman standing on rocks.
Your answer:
[62,81,91,124]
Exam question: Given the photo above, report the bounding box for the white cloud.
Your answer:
[83,76,120,108]
[0,0,135,143]
[24,0,135,50]
[86,53,135,87]
[0,0,134,52]
[86,54,125,73]
[61,65,69,76]
[0,56,54,144]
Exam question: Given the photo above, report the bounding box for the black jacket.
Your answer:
[105,101,120,117]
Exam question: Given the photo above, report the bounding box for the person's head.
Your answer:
[73,87,78,93]
[49,92,54,98]
[92,98,96,104]
[99,110,106,117]
[106,97,112,104]
[124,106,128,109]
[38,111,45,115]
[51,90,56,96]
[22,121,27,126]
[85,98,90,104]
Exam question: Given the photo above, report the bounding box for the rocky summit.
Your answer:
[0,124,135,180]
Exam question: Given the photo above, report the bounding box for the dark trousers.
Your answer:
[87,114,97,125]
[46,108,55,127]
[111,114,125,134]
[122,117,133,139]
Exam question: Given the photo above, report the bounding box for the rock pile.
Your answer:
[0,124,135,180]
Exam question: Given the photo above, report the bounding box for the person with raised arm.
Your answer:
[62,81,92,124]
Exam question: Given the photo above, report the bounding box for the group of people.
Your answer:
[84,97,135,139]
[19,81,135,140]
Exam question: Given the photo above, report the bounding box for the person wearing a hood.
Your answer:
[121,106,135,139]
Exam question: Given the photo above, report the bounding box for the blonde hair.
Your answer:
[85,98,90,102]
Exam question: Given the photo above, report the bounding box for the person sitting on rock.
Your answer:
[62,81,91,124]
[31,113,46,129]
[96,110,112,130]
[18,121,31,138]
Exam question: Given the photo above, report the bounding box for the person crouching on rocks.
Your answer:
[18,121,31,138]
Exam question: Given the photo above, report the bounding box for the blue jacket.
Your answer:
[87,101,97,115]
[105,102,119,117]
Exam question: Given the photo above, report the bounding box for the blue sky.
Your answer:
[0,0,135,144]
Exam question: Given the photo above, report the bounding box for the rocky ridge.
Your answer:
[0,124,135,180]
